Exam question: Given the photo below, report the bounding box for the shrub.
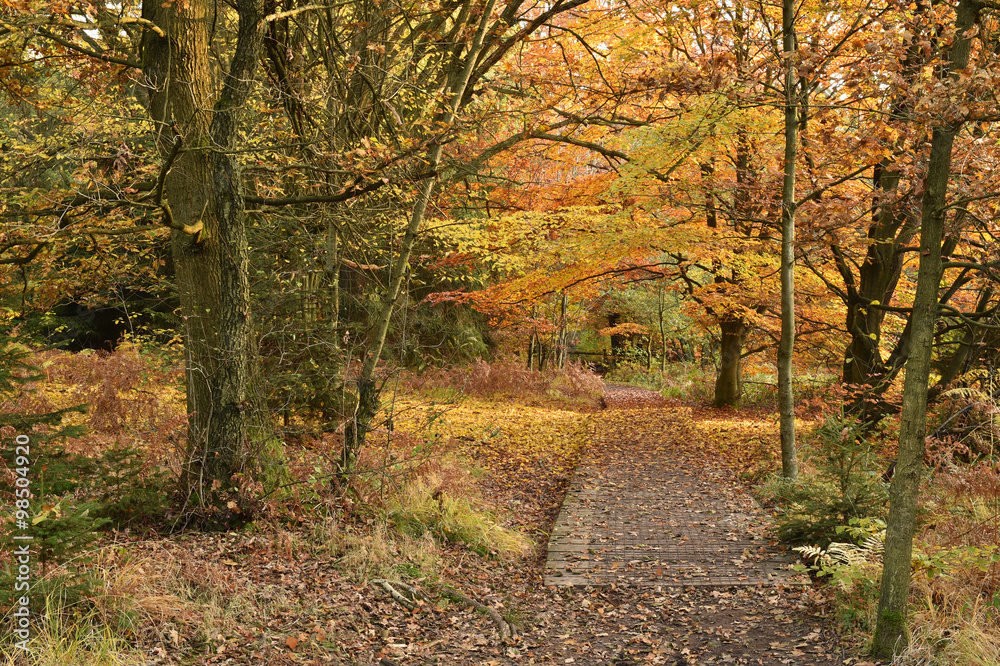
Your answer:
[658,362,715,403]
[1,334,100,611]
[604,363,661,389]
[775,414,889,545]
[794,518,886,633]
[1,339,175,620]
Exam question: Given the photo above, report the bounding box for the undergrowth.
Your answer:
[4,351,868,661]
[784,394,1000,665]
[387,472,531,559]
[772,414,890,546]
[402,357,604,409]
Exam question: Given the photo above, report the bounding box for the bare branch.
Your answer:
[34,27,141,68]
[265,4,343,22]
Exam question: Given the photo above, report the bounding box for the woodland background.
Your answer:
[2,0,1000,663]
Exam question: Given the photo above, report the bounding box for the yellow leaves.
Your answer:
[598,322,650,337]
[393,397,589,487]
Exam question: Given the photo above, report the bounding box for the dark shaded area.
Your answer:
[41,288,178,351]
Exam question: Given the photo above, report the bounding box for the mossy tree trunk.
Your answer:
[871,0,980,656]
[777,0,798,480]
[142,0,270,504]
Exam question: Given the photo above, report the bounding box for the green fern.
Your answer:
[794,518,885,587]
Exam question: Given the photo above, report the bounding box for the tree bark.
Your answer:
[608,313,626,366]
[558,291,569,370]
[838,164,918,423]
[871,0,980,656]
[777,0,799,480]
[658,281,667,373]
[714,317,745,407]
[325,220,341,351]
[142,0,269,503]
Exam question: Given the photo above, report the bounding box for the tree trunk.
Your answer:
[930,286,993,403]
[608,313,625,366]
[558,292,568,369]
[835,15,924,421]
[871,1,979,655]
[325,220,341,351]
[700,160,717,229]
[777,0,799,480]
[658,283,667,373]
[839,164,917,422]
[142,0,269,504]
[714,317,745,407]
[341,0,499,478]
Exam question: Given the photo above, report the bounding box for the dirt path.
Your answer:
[367,388,853,664]
[547,385,805,587]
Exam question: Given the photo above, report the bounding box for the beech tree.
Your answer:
[795,1,1000,426]
[2,0,593,505]
[777,0,799,479]
[872,0,985,655]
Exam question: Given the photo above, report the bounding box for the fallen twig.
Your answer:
[371,579,415,610]
[392,579,428,602]
[438,585,513,639]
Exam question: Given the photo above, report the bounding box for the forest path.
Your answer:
[518,385,853,665]
[545,385,805,588]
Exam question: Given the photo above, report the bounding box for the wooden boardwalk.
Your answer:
[545,387,808,588]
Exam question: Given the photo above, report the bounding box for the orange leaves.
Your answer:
[394,389,786,509]
[689,408,783,482]
[582,400,786,487]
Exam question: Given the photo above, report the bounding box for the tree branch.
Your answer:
[35,27,141,68]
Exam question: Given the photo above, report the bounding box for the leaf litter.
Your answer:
[131,385,863,665]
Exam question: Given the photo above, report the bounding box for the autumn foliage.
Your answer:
[3,0,1000,661]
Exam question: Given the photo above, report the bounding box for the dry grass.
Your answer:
[0,545,198,665]
[898,580,1000,666]
[387,471,531,559]
[311,518,443,582]
[83,547,195,635]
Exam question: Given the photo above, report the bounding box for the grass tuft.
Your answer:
[387,472,531,559]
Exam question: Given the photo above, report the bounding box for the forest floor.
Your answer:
[125,384,877,666]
